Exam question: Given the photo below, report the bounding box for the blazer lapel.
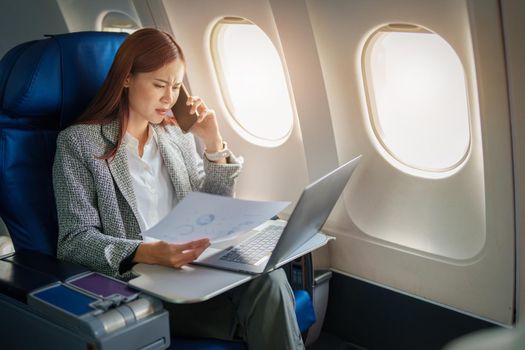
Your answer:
[154,125,193,202]
[102,120,143,231]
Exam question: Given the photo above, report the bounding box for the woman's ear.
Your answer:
[123,74,131,88]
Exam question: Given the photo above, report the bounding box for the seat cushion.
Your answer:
[294,289,316,333]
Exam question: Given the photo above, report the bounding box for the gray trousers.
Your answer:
[165,268,305,350]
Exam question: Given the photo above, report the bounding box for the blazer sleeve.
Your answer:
[53,131,141,280]
[174,129,243,196]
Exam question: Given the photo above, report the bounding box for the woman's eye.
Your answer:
[172,86,181,91]
[154,84,165,88]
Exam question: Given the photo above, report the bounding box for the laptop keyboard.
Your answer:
[219,224,283,265]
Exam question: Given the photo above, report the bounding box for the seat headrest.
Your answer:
[0,32,126,128]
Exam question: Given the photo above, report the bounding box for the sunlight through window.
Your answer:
[211,18,294,146]
[364,26,471,173]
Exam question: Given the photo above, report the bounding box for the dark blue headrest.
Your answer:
[0,40,37,106]
[0,32,126,256]
[0,32,126,128]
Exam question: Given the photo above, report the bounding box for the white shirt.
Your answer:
[124,126,176,231]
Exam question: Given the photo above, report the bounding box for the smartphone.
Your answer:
[171,83,198,133]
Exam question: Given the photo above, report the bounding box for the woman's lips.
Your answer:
[156,108,169,116]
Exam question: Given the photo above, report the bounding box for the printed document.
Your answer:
[141,192,290,243]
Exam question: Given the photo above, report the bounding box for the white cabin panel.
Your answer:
[306,0,514,324]
[57,0,141,32]
[159,0,310,207]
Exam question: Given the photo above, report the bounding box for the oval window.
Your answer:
[101,11,140,33]
[211,18,294,147]
[363,25,471,173]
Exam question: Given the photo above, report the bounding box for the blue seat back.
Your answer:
[0,32,126,255]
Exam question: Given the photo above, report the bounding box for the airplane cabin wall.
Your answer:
[304,0,515,325]
[56,0,141,31]
[501,0,525,322]
[156,0,311,210]
[141,0,517,325]
[0,0,67,57]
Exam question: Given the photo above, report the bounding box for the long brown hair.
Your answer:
[77,28,185,160]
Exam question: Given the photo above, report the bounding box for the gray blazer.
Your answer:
[53,119,242,280]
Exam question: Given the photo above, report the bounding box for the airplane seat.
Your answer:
[0,32,126,255]
[0,31,315,349]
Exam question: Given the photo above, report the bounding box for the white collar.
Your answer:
[124,124,158,153]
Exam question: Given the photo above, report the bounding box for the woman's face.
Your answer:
[125,59,185,125]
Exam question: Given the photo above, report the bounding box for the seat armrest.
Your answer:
[3,250,88,281]
[0,259,58,302]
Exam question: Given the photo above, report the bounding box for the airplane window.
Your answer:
[101,11,140,34]
[363,25,471,174]
[211,18,294,147]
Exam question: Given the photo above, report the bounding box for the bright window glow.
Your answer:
[212,20,294,145]
[101,12,139,34]
[365,30,470,172]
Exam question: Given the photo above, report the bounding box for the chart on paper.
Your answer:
[141,192,290,243]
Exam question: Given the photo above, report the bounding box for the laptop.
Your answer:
[194,155,362,274]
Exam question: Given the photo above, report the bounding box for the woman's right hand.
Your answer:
[133,238,210,268]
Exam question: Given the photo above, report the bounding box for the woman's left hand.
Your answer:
[186,95,224,153]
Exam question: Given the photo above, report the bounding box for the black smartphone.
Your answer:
[171,83,198,133]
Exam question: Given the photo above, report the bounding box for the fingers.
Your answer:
[195,108,215,124]
[184,95,220,142]
[187,95,215,122]
[169,245,209,268]
[168,239,210,268]
[186,95,202,115]
[175,238,210,252]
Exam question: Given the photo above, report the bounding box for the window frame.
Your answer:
[361,24,473,175]
[99,11,140,33]
[210,17,295,147]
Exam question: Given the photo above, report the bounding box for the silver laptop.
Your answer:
[194,155,362,274]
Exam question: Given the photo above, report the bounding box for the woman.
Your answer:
[52,28,304,349]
